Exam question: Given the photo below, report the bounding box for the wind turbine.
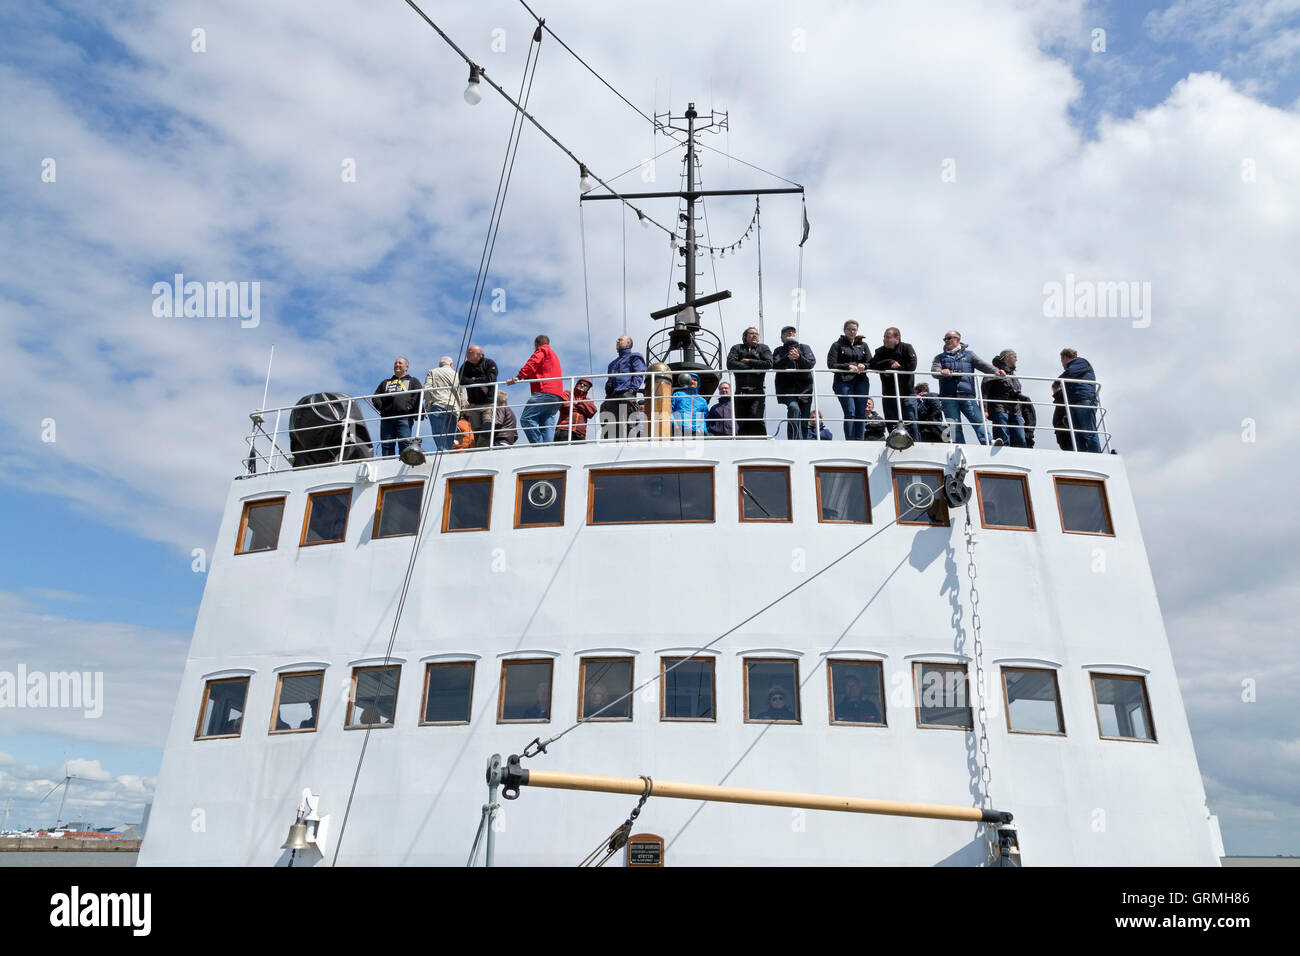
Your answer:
[39,765,78,829]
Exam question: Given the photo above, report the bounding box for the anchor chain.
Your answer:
[964,508,995,861]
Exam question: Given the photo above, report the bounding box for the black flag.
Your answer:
[799,200,810,247]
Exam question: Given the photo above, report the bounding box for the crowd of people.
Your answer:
[369,325,1104,455]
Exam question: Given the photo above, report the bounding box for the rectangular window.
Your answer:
[744,659,800,723]
[420,662,475,725]
[498,659,554,722]
[827,660,886,725]
[1091,673,1156,742]
[738,466,792,522]
[270,671,324,734]
[815,467,871,524]
[660,657,716,721]
[195,677,250,739]
[345,666,400,729]
[373,481,423,538]
[913,662,972,729]
[893,469,947,526]
[1055,477,1114,535]
[1002,667,1064,735]
[235,497,285,554]
[588,468,714,524]
[976,473,1035,531]
[578,657,633,721]
[443,476,493,532]
[300,489,351,546]
[516,472,566,528]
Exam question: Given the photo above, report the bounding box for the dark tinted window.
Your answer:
[348,666,400,727]
[579,658,633,720]
[1092,674,1155,740]
[1057,479,1113,534]
[238,498,284,553]
[500,660,553,721]
[1003,668,1063,733]
[816,468,870,523]
[423,663,475,724]
[829,661,885,724]
[272,672,323,732]
[197,678,249,738]
[517,473,565,527]
[894,470,946,525]
[915,663,972,729]
[739,467,791,521]
[303,490,351,545]
[375,482,422,537]
[745,660,800,721]
[978,474,1033,529]
[662,657,715,720]
[444,477,492,532]
[590,469,714,524]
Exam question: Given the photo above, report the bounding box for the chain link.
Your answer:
[964,508,995,862]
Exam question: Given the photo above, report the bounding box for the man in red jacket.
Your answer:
[506,335,564,443]
[556,377,597,443]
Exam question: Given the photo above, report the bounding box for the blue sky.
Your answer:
[2,0,1298,852]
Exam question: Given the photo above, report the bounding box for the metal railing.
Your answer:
[240,367,1110,476]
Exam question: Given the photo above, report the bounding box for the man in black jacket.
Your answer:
[458,345,498,445]
[373,356,423,456]
[726,327,774,437]
[772,325,816,440]
[869,326,918,440]
[912,383,947,443]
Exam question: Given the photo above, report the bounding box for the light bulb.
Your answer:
[579,164,595,193]
[464,66,482,105]
[637,210,649,229]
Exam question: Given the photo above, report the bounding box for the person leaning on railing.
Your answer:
[505,334,564,444]
[372,356,423,456]
[869,326,919,441]
[423,356,467,452]
[772,325,816,441]
[982,350,1029,448]
[1059,348,1101,453]
[726,327,773,437]
[826,320,871,440]
[601,335,646,440]
[459,345,498,443]
[556,377,598,443]
[930,331,1005,446]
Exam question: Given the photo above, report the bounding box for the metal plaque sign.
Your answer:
[626,832,665,867]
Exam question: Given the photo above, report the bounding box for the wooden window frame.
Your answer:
[577,656,634,722]
[892,468,948,526]
[1053,476,1115,537]
[826,659,887,727]
[497,658,555,724]
[372,480,424,539]
[814,467,872,525]
[419,661,476,726]
[659,656,717,723]
[1089,672,1157,744]
[234,497,286,555]
[1000,666,1065,737]
[442,476,494,533]
[299,488,352,547]
[586,467,716,526]
[742,658,801,724]
[344,665,401,730]
[975,472,1036,531]
[268,670,324,736]
[911,661,973,730]
[737,466,793,523]
[515,471,566,529]
[194,677,250,740]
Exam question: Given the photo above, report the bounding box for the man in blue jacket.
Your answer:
[1058,348,1101,452]
[773,325,816,440]
[601,334,646,439]
[930,331,1006,445]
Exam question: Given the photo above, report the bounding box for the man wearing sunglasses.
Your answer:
[930,330,1005,445]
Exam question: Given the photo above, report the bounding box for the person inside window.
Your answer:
[755,685,794,720]
[521,681,551,720]
[836,672,881,723]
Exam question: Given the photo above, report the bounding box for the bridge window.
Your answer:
[744,659,800,723]
[913,662,972,729]
[1054,477,1114,536]
[893,469,947,526]
[270,671,323,734]
[420,662,475,725]
[827,660,886,725]
[578,657,633,721]
[498,659,554,722]
[976,473,1035,531]
[373,481,423,538]
[1001,667,1064,735]
[516,472,566,528]
[1091,673,1155,742]
[660,657,716,721]
[815,467,871,524]
[195,677,249,739]
[738,466,792,522]
[345,666,400,729]
[235,497,285,554]
[588,468,714,524]
[301,489,351,546]
[443,476,493,532]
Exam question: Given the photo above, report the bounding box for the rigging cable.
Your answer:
[578,201,594,373]
[755,196,764,342]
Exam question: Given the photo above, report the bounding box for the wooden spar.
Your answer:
[511,765,1011,825]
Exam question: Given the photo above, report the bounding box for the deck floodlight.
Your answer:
[399,440,426,467]
[886,424,913,450]
[464,66,483,105]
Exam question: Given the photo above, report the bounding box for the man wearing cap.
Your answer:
[555,377,598,443]
[772,325,817,441]
[755,685,796,721]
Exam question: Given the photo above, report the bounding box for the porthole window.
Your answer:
[588,468,714,524]
[346,666,400,729]
[498,659,554,722]
[660,657,716,721]
[1091,673,1155,742]
[743,659,800,723]
[195,677,249,739]
[235,498,285,554]
[976,473,1035,531]
[893,469,947,526]
[827,660,886,725]
[301,489,351,546]
[738,466,792,522]
[443,476,493,532]
[815,467,871,524]
[913,662,971,729]
[516,472,565,528]
[421,662,475,725]
[373,481,423,538]
[270,671,323,734]
[1002,667,1064,735]
[1055,477,1114,536]
[578,657,633,720]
